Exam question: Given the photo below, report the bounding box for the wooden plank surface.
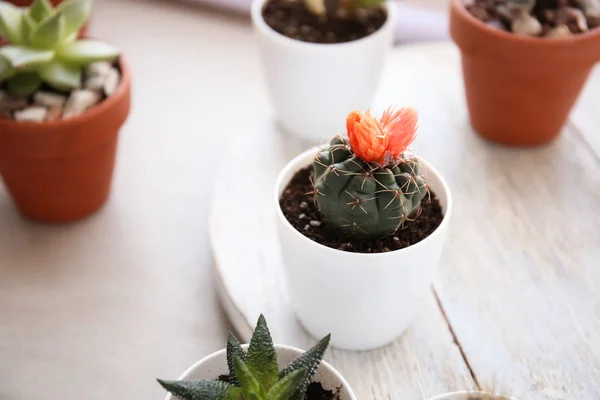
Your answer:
[211,43,600,400]
[373,44,600,400]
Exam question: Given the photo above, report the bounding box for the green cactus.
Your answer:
[0,0,119,96]
[158,314,332,400]
[312,135,428,239]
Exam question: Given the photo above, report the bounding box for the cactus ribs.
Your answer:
[262,0,386,44]
[279,166,443,253]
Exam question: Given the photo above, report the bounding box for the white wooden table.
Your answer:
[1,1,599,399]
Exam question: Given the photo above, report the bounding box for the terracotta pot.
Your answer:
[0,57,131,223]
[449,0,600,147]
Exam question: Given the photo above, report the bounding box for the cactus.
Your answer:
[158,314,332,400]
[0,0,119,96]
[312,107,428,239]
[304,0,385,18]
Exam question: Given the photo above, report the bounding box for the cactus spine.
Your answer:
[312,107,428,239]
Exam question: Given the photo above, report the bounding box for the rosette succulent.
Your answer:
[158,314,332,400]
[312,107,428,239]
[0,0,119,96]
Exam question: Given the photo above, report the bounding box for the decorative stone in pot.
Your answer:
[450,0,600,147]
[274,106,452,350]
[0,0,131,223]
[251,0,396,144]
[427,391,518,400]
[158,314,356,400]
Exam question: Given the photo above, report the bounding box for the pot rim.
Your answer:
[274,146,453,258]
[251,0,397,50]
[165,344,356,400]
[450,0,600,46]
[427,391,518,400]
[0,52,131,131]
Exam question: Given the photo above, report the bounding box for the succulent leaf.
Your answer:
[57,40,120,65]
[20,13,37,45]
[279,334,330,400]
[0,46,54,69]
[266,368,309,400]
[245,314,279,392]
[30,12,64,48]
[226,332,246,386]
[56,0,92,38]
[233,356,266,399]
[37,60,81,91]
[28,0,54,23]
[6,71,42,96]
[0,3,23,44]
[156,379,241,400]
[0,55,15,80]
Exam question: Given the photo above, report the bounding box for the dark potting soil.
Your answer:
[218,375,341,399]
[465,0,600,35]
[262,0,387,44]
[279,166,444,253]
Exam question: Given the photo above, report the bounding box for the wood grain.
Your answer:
[372,44,600,400]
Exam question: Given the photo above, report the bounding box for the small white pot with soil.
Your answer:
[274,106,452,351]
[428,391,518,400]
[251,0,396,144]
[158,315,356,400]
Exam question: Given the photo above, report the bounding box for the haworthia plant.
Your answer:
[158,314,331,400]
[0,0,119,95]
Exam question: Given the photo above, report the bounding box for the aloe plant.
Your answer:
[0,0,119,96]
[158,314,332,400]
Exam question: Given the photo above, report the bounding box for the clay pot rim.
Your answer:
[0,53,131,132]
[451,0,600,46]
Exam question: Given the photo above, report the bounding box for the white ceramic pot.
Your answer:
[164,344,357,400]
[274,148,453,351]
[251,0,396,144]
[427,391,518,400]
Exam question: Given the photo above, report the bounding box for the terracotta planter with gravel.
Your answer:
[0,0,130,222]
[450,0,600,147]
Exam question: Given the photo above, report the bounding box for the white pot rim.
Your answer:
[427,391,518,400]
[251,0,397,51]
[171,344,354,393]
[274,146,453,259]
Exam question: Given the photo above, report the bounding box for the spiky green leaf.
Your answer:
[233,356,266,399]
[6,71,42,97]
[0,3,23,44]
[245,314,279,392]
[56,40,120,65]
[28,0,54,23]
[279,334,330,400]
[226,332,246,386]
[56,0,92,38]
[30,12,64,48]
[0,46,54,69]
[266,368,309,400]
[157,379,241,400]
[37,60,81,91]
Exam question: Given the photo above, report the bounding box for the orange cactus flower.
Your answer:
[346,106,419,164]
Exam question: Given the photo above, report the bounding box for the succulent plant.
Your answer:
[304,0,385,18]
[0,0,119,96]
[158,314,332,400]
[312,107,428,239]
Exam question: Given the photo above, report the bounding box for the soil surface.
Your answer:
[465,0,600,36]
[262,0,387,43]
[279,166,444,254]
[218,375,341,399]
